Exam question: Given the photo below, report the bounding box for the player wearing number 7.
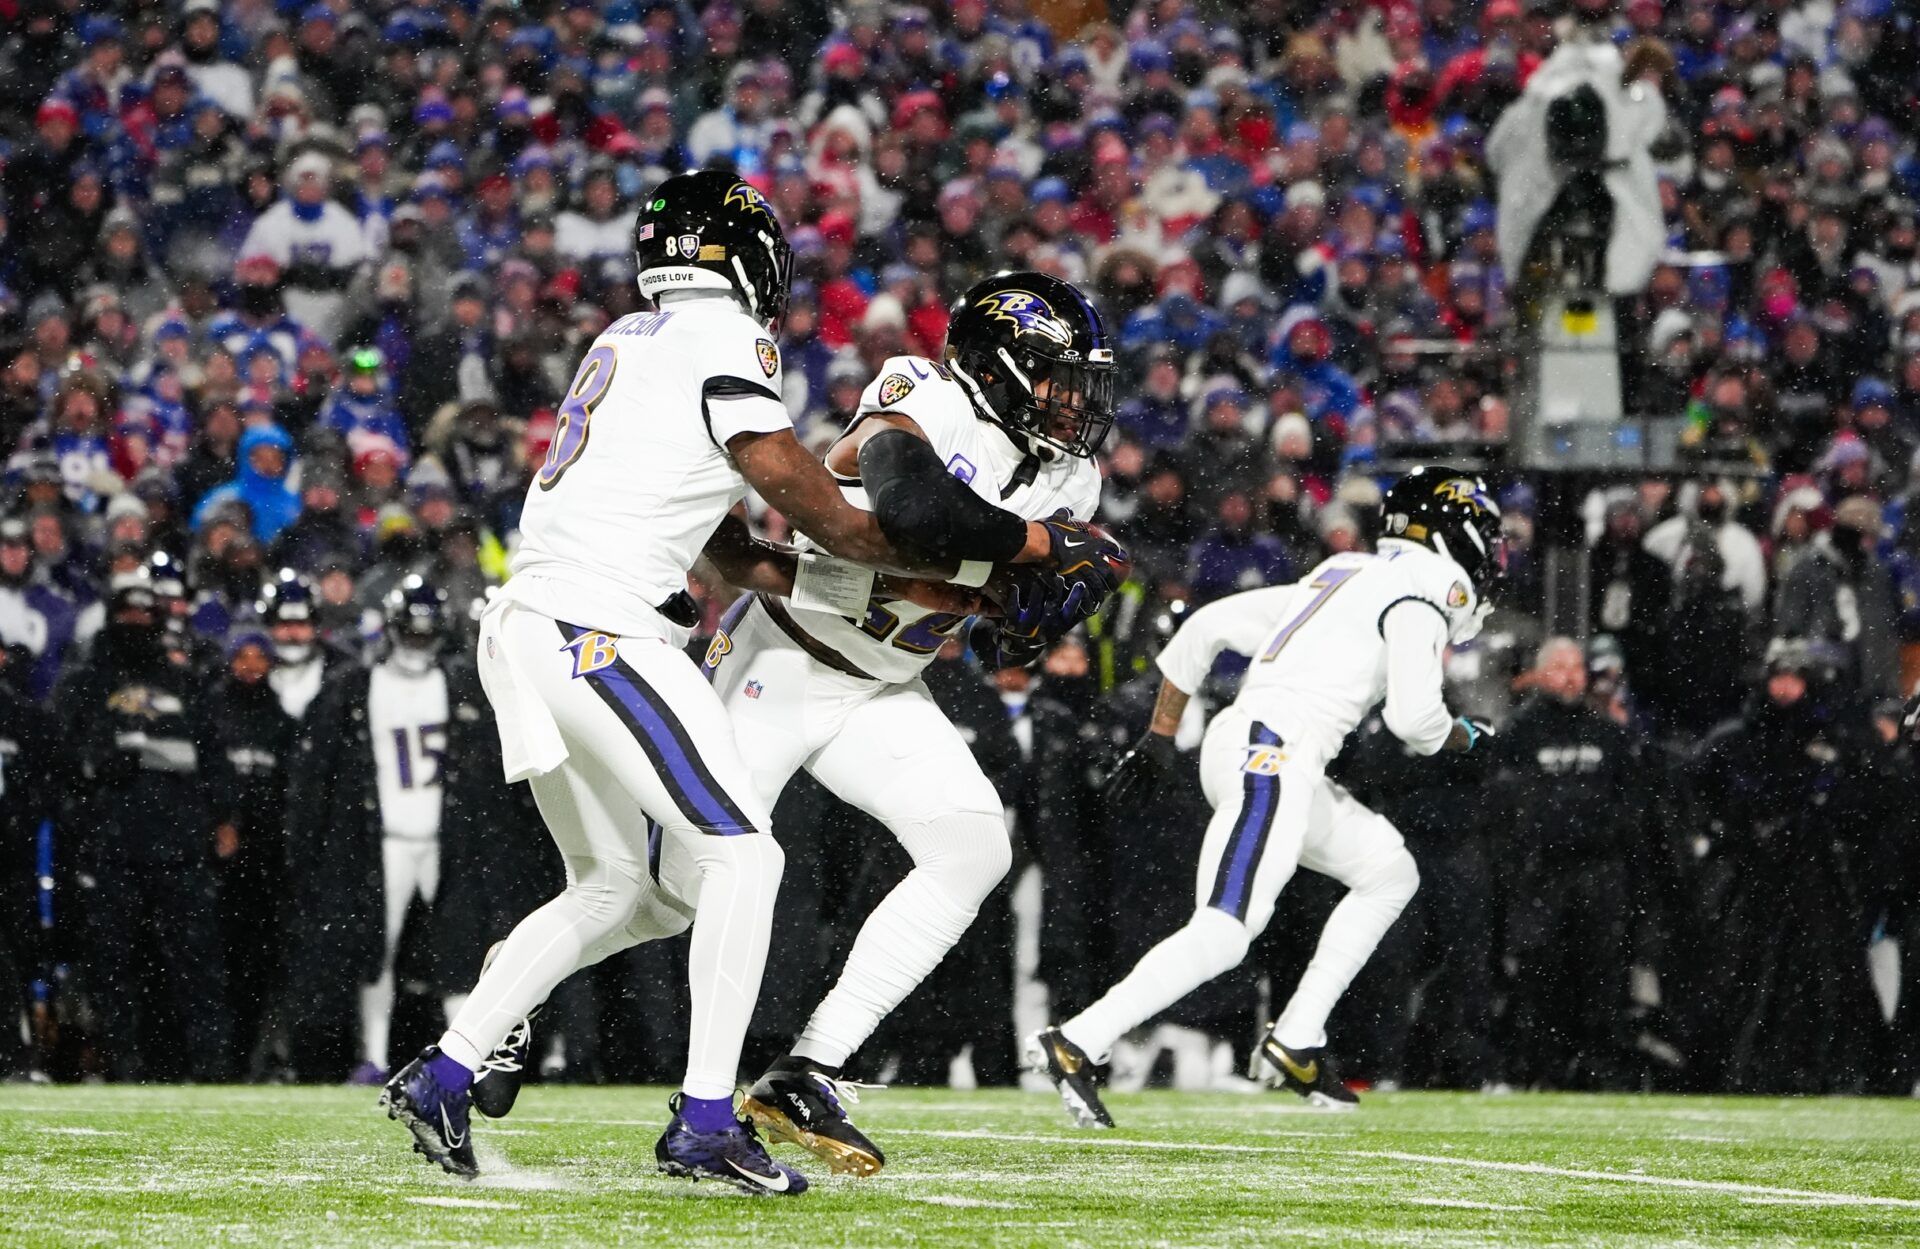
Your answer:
[1028,467,1503,1125]
[380,171,1119,1192]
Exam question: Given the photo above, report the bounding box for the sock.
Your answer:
[426,1049,473,1093]
[794,815,1008,1068]
[1061,908,1251,1063]
[680,1094,737,1133]
[679,832,784,1100]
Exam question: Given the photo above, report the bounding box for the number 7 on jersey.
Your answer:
[1260,566,1358,662]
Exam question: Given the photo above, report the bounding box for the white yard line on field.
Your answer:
[1405,1198,1536,1212]
[405,1196,524,1210]
[906,1195,1021,1209]
[1360,1150,1920,1209]
[883,1129,1920,1210]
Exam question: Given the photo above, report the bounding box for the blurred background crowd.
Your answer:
[2,0,1919,1095]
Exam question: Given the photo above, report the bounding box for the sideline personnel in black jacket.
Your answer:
[1489,637,1649,1090]
[56,578,230,1082]
[204,631,299,1078]
[0,645,64,1077]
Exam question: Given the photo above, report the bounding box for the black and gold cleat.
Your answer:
[1024,1027,1114,1129]
[1258,1035,1359,1111]
[742,1059,886,1177]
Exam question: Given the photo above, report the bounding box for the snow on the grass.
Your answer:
[40,1126,127,1136]
[907,1195,1020,1209]
[471,1140,574,1191]
[405,1195,523,1210]
[1406,1198,1536,1212]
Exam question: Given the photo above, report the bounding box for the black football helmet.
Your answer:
[259,567,318,662]
[632,169,792,328]
[944,271,1116,460]
[258,567,316,625]
[1379,466,1506,598]
[383,574,447,658]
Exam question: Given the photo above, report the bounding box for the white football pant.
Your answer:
[441,596,778,1100]
[1062,704,1420,1062]
[703,596,1013,1069]
[359,836,441,1072]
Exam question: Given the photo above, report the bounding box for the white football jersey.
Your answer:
[509,298,791,635]
[369,662,448,840]
[785,355,1102,684]
[1156,541,1479,767]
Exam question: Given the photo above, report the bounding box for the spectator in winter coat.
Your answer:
[193,423,301,545]
[320,349,409,456]
[1644,480,1768,617]
[1115,346,1190,450]
[1775,495,1900,699]
[1185,490,1295,605]
[1268,307,1364,432]
[237,152,367,342]
[0,517,92,701]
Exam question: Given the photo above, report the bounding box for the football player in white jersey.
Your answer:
[1028,468,1504,1125]
[380,173,1118,1192]
[693,272,1117,1177]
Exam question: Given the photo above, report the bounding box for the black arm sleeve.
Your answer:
[858,427,1028,562]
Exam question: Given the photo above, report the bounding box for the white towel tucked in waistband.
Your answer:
[476,592,569,782]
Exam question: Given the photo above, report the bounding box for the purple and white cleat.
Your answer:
[380,1046,478,1179]
[655,1093,809,1196]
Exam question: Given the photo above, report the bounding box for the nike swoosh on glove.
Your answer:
[1036,510,1128,597]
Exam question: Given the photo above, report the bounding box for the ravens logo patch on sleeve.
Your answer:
[756,338,779,377]
[1447,581,1470,609]
[878,373,915,406]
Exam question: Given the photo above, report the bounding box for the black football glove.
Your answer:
[1000,568,1062,643]
[1102,731,1178,806]
[1036,510,1128,598]
[970,616,1047,669]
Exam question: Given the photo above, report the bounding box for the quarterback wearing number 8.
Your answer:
[1029,467,1503,1125]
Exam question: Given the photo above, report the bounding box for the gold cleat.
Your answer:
[741,1065,887,1177]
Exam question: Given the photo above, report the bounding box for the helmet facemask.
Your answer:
[951,343,1117,460]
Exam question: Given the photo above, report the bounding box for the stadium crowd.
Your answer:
[2,0,1919,1095]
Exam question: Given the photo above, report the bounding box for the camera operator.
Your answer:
[1487,7,1665,317]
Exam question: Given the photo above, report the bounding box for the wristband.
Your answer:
[950,559,993,588]
[792,553,876,616]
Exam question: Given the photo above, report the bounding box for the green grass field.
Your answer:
[2,1085,1917,1247]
